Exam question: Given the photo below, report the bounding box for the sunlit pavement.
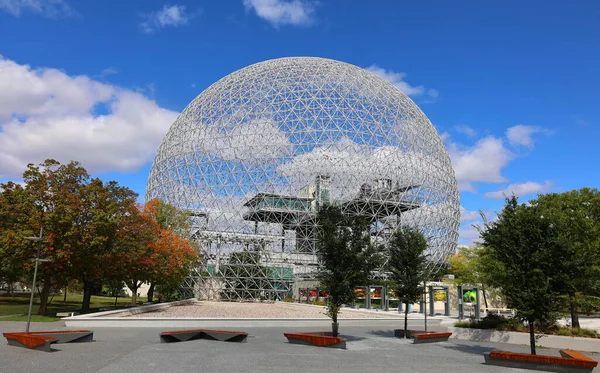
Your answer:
[2,320,590,373]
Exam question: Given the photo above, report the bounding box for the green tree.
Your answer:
[532,188,600,328]
[386,226,428,339]
[479,196,561,355]
[0,181,32,295]
[221,250,271,300]
[71,179,139,311]
[448,245,491,308]
[21,159,90,315]
[315,205,379,337]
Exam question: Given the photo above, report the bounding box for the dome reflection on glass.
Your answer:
[146,57,459,301]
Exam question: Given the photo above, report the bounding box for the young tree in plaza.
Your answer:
[479,196,561,355]
[386,226,428,339]
[315,205,379,337]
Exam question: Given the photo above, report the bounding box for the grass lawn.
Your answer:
[1,315,61,322]
[0,292,146,320]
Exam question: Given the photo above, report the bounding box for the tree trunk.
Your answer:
[63,285,67,302]
[129,281,139,305]
[147,282,155,303]
[82,280,92,312]
[404,301,409,339]
[529,321,536,355]
[331,311,338,337]
[481,285,489,309]
[569,292,580,329]
[38,274,52,316]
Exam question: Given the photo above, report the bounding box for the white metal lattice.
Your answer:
[146,57,460,301]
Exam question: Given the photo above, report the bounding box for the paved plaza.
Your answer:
[2,320,595,373]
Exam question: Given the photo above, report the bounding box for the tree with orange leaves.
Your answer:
[111,199,198,305]
[143,199,198,302]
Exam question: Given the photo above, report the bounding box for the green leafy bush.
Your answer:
[455,314,599,338]
[455,314,523,330]
[554,327,598,338]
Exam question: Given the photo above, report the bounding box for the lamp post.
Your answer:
[24,226,43,333]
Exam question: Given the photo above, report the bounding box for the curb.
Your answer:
[450,327,600,353]
[64,317,436,328]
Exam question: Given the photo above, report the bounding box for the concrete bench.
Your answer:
[160,329,248,343]
[484,349,598,373]
[394,329,452,343]
[3,330,93,351]
[56,311,79,317]
[284,332,346,349]
[3,332,58,352]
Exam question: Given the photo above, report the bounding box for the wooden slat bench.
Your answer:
[484,349,598,373]
[29,330,93,343]
[283,332,346,349]
[3,330,93,351]
[160,329,248,343]
[3,332,58,352]
[394,329,452,343]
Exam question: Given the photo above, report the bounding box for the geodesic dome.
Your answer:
[146,57,459,301]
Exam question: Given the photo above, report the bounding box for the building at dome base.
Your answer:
[146,57,460,301]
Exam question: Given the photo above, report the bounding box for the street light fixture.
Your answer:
[24,226,45,333]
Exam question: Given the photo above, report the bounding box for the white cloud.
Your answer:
[93,67,118,79]
[460,206,480,222]
[366,65,438,98]
[277,137,442,201]
[446,136,513,192]
[140,4,195,33]
[183,118,293,163]
[458,224,481,246]
[506,124,550,147]
[454,124,476,138]
[427,89,439,98]
[571,115,590,127]
[483,181,552,199]
[0,56,178,179]
[243,0,316,27]
[0,0,73,17]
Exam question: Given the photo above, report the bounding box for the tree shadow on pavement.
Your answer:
[366,329,395,338]
[441,342,496,356]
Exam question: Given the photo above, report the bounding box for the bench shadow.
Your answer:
[366,329,395,338]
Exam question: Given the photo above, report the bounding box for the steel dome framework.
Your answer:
[146,57,460,301]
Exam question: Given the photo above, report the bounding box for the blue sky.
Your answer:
[0,0,598,245]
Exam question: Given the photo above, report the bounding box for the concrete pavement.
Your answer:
[2,320,597,373]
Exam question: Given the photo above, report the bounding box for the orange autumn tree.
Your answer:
[113,199,198,305]
[143,199,198,302]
